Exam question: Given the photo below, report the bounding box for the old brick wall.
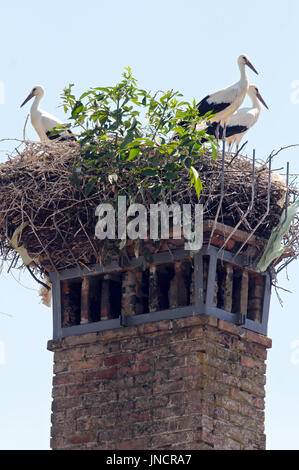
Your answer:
[47,315,271,450]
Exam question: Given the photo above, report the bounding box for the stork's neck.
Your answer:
[238,62,249,87]
[31,94,43,113]
[249,93,262,111]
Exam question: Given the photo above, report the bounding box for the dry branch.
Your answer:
[0,140,297,277]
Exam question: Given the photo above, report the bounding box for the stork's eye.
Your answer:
[32,88,36,92]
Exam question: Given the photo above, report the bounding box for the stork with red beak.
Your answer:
[206,85,269,152]
[20,85,75,142]
[196,54,259,137]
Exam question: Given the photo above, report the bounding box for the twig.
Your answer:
[23,115,29,142]
[26,265,50,290]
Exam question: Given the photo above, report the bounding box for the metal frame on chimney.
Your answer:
[49,245,271,339]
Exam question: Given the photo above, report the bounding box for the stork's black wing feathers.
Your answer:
[205,122,248,139]
[46,129,77,142]
[223,124,248,138]
[196,95,230,117]
[177,95,230,130]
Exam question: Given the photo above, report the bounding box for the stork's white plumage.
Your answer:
[224,85,268,152]
[196,54,259,133]
[206,85,269,152]
[20,85,75,142]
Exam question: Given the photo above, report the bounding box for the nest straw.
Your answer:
[0,140,298,276]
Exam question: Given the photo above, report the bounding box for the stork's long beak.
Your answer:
[245,59,259,75]
[20,91,35,108]
[257,92,269,110]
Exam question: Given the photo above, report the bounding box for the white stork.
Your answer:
[20,85,75,142]
[206,85,269,152]
[196,54,259,138]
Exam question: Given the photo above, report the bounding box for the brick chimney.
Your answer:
[47,224,272,450]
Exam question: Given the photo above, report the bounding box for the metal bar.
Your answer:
[205,247,217,307]
[121,305,198,327]
[208,140,225,248]
[52,272,62,339]
[282,161,290,224]
[194,251,203,308]
[57,302,268,338]
[260,272,271,335]
[218,149,256,255]
[234,155,272,259]
[57,248,192,281]
[244,318,267,335]
[202,244,250,268]
[61,318,121,338]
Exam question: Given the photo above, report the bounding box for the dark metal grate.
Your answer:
[50,245,271,339]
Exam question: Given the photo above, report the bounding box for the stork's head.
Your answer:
[248,85,269,109]
[20,85,44,107]
[238,54,258,75]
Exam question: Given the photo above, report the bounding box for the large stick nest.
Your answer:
[0,141,297,275]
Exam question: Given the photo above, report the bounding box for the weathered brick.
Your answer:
[154,329,186,345]
[64,333,99,348]
[52,385,66,398]
[121,336,153,352]
[70,357,103,371]
[118,363,151,377]
[188,326,205,339]
[52,396,82,412]
[218,320,240,336]
[84,367,117,382]
[104,353,132,367]
[53,371,84,386]
[151,431,192,447]
[67,432,95,445]
[53,362,69,374]
[54,347,85,363]
[117,437,150,450]
[241,355,266,372]
[153,379,186,396]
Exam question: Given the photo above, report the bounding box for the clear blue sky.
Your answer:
[0,0,299,450]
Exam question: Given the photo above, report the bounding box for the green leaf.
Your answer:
[212,144,219,160]
[166,172,180,180]
[127,148,140,161]
[84,179,96,196]
[184,157,192,169]
[190,166,203,199]
[72,101,84,117]
[139,168,158,176]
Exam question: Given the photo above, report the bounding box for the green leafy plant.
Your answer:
[60,67,218,202]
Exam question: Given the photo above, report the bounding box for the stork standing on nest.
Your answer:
[20,85,75,143]
[196,54,259,139]
[206,84,269,152]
